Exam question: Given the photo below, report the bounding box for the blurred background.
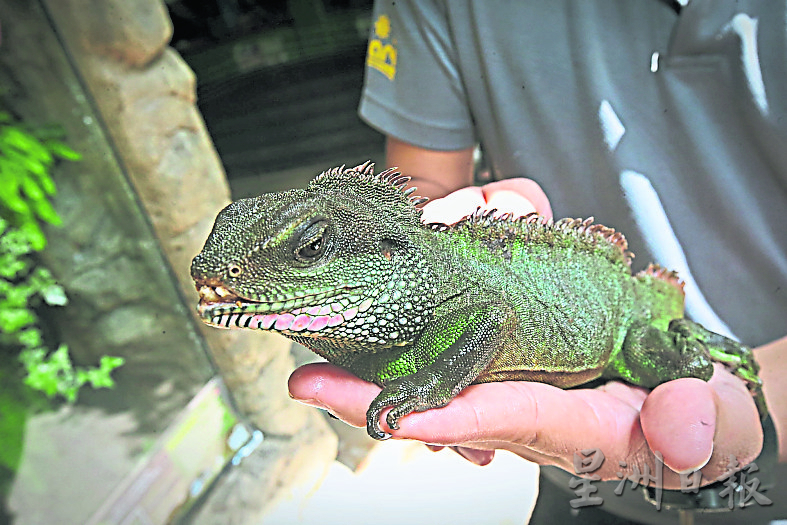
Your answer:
[0,1,537,524]
[168,0,385,196]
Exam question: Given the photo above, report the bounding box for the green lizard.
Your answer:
[191,162,765,439]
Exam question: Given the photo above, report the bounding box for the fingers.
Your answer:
[420,178,551,225]
[289,363,764,487]
[480,179,553,218]
[596,380,649,409]
[641,363,762,482]
[709,365,764,472]
[640,378,716,474]
[288,362,380,428]
[288,363,672,477]
[420,187,484,225]
[381,381,647,476]
[449,446,496,466]
[483,190,537,218]
[289,364,494,467]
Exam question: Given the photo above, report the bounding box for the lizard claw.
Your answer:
[365,374,446,439]
[371,428,392,440]
[366,403,393,440]
[365,377,418,440]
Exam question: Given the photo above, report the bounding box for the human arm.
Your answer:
[386,136,552,220]
[384,136,474,201]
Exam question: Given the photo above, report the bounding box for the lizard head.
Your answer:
[191,162,432,342]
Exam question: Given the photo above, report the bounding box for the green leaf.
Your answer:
[101,355,125,372]
[0,112,117,404]
[32,169,56,195]
[0,257,27,279]
[0,224,33,254]
[0,307,36,333]
[21,348,61,397]
[2,127,52,165]
[85,369,114,389]
[0,178,31,215]
[21,345,76,399]
[18,348,45,369]
[17,220,46,251]
[20,176,44,202]
[87,356,125,388]
[46,140,82,161]
[17,328,43,349]
[31,195,61,225]
[18,345,124,401]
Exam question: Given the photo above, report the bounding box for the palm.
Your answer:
[289,362,761,489]
[289,177,763,489]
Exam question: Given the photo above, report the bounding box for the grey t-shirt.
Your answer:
[359,0,787,347]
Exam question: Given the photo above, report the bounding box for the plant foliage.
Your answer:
[0,110,124,401]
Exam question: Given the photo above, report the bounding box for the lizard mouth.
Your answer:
[195,283,371,334]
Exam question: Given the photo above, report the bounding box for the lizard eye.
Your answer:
[295,220,328,262]
[228,263,243,277]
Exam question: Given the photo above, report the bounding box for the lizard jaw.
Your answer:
[195,283,372,335]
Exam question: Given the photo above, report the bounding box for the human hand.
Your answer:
[289,362,762,488]
[288,178,764,488]
[419,178,553,224]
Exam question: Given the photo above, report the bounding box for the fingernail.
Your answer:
[671,442,714,474]
[290,395,329,410]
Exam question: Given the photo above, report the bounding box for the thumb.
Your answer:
[640,377,716,474]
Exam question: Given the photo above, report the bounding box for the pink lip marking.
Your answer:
[318,305,332,315]
[261,314,278,329]
[343,307,358,320]
[307,316,330,331]
[290,314,313,332]
[327,314,344,327]
[307,306,322,315]
[274,313,296,331]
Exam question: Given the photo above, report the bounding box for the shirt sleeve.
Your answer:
[359,0,476,151]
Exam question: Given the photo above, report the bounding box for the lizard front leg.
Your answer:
[366,302,516,440]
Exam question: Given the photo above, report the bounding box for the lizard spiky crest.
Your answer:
[309,161,428,222]
[637,263,685,295]
[436,209,633,268]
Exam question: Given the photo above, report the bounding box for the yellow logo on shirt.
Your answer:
[367,15,397,80]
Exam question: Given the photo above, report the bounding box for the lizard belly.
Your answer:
[474,366,604,388]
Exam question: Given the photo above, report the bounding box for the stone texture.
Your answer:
[0,0,212,432]
[189,411,339,525]
[42,0,314,436]
[0,0,332,521]
[61,0,173,68]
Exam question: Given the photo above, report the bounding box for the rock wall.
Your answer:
[0,0,337,521]
[41,0,314,436]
